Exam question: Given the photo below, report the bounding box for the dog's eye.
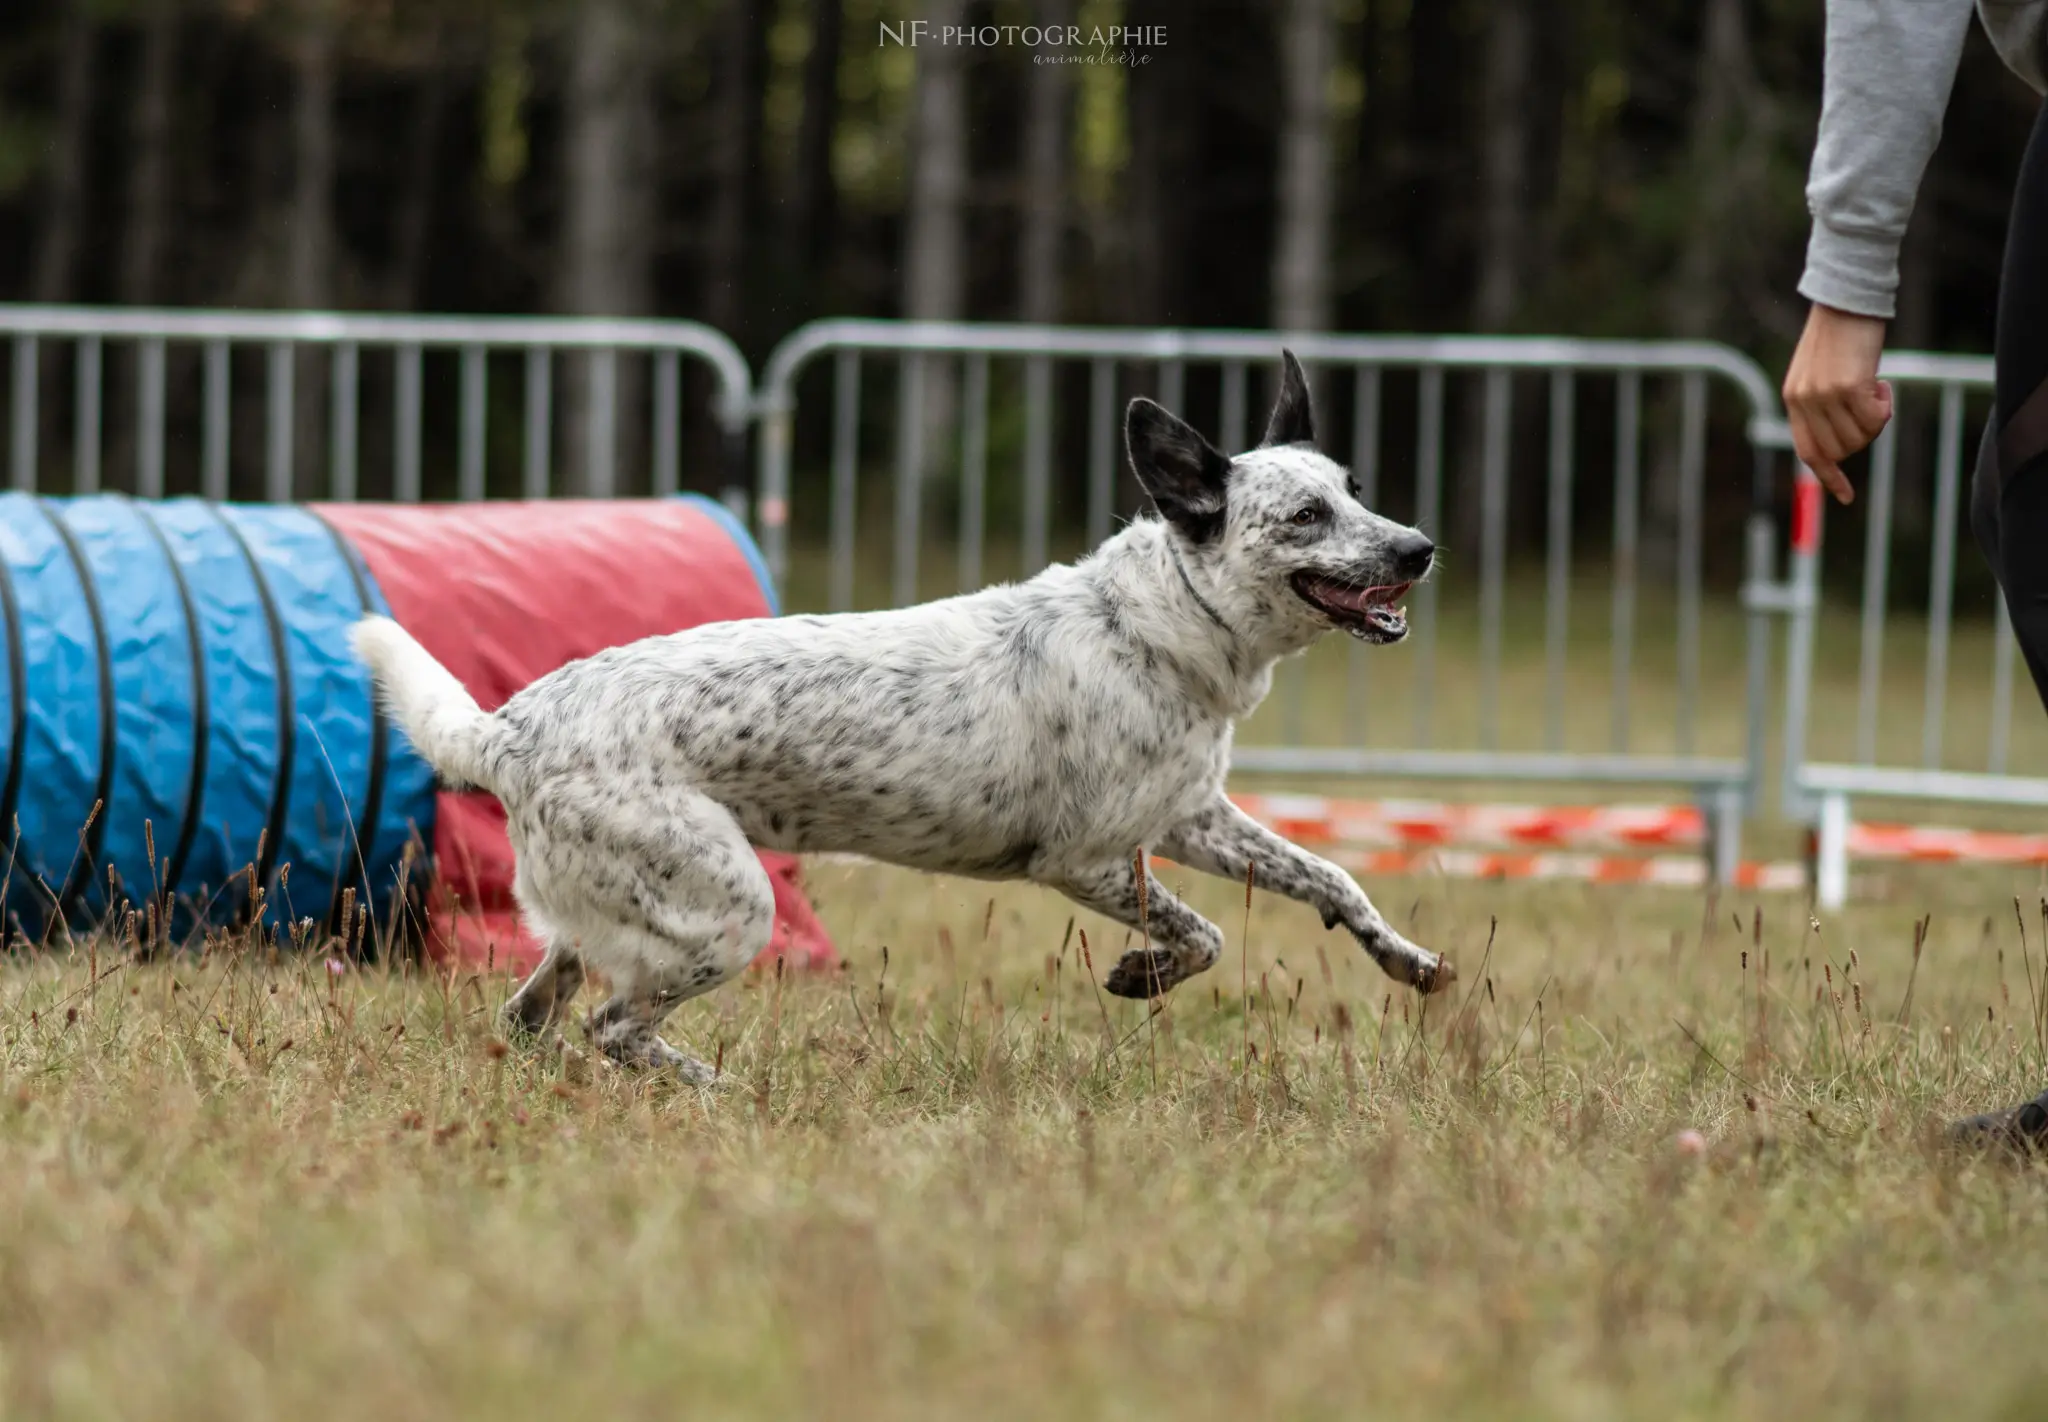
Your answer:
[1292,505,1324,526]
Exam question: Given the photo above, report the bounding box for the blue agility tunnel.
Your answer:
[0,492,819,968]
[0,493,436,942]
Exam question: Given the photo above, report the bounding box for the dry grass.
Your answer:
[3,534,2039,1418]
[8,859,2048,1420]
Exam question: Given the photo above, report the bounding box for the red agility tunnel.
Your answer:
[318,496,835,976]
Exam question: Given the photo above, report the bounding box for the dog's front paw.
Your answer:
[1104,948,1181,1000]
[1414,953,1456,995]
[1358,928,1456,997]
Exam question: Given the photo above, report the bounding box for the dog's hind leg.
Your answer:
[580,905,766,1086]
[1158,796,1453,994]
[528,789,773,1085]
[499,935,586,1039]
[1051,858,1225,1000]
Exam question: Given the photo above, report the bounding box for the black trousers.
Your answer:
[1971,99,2048,710]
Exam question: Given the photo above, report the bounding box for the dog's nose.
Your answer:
[1392,532,1435,578]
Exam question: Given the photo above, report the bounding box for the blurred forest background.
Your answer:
[0,0,2038,362]
[0,0,2039,581]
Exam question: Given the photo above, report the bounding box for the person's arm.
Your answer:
[1785,0,1975,502]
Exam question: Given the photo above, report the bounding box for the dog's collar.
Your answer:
[1167,541,1236,645]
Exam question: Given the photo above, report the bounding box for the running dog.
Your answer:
[353,352,1450,1083]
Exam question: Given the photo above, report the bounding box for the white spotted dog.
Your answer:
[351,351,1452,1085]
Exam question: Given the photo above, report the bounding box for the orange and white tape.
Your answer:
[1226,794,1805,891]
[1843,821,2048,866]
[1318,846,1805,892]
[1230,793,1705,852]
[816,796,1810,892]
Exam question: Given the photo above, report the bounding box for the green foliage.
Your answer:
[479,19,531,193]
[0,105,48,201]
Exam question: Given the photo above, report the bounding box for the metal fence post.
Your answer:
[11,335,37,491]
[1741,444,1778,817]
[1778,464,1824,818]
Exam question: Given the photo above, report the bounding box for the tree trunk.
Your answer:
[904,0,968,324]
[1272,0,1334,333]
[559,0,652,495]
[1124,0,1192,325]
[903,0,968,482]
[1018,0,1071,326]
[1667,0,1756,341]
[31,4,95,303]
[385,58,449,310]
[109,0,174,496]
[1472,0,1531,334]
[31,3,95,492]
[121,0,176,306]
[288,2,336,311]
[1453,0,1531,555]
[705,0,767,340]
[288,1,337,496]
[1352,0,1389,321]
[1650,0,1759,561]
[560,1,651,321]
[793,0,844,275]
[1401,0,1459,329]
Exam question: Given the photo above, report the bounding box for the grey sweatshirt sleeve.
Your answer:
[1799,0,1976,319]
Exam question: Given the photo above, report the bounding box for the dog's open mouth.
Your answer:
[1290,573,1413,643]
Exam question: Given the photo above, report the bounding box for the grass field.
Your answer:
[4,534,2044,1418]
[9,858,2048,1420]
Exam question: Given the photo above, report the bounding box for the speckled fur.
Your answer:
[352,353,1452,1085]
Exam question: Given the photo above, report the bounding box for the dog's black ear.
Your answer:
[1260,350,1316,448]
[1126,397,1230,542]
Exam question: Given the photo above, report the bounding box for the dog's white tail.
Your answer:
[351,616,496,792]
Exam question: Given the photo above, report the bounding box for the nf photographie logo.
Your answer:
[879,21,1167,64]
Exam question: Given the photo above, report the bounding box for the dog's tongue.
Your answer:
[1315,578,1408,612]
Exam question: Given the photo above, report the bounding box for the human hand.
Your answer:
[1782,303,1892,504]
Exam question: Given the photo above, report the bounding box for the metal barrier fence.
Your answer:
[22,303,2045,904]
[1783,352,2048,906]
[0,306,751,506]
[756,319,1798,876]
